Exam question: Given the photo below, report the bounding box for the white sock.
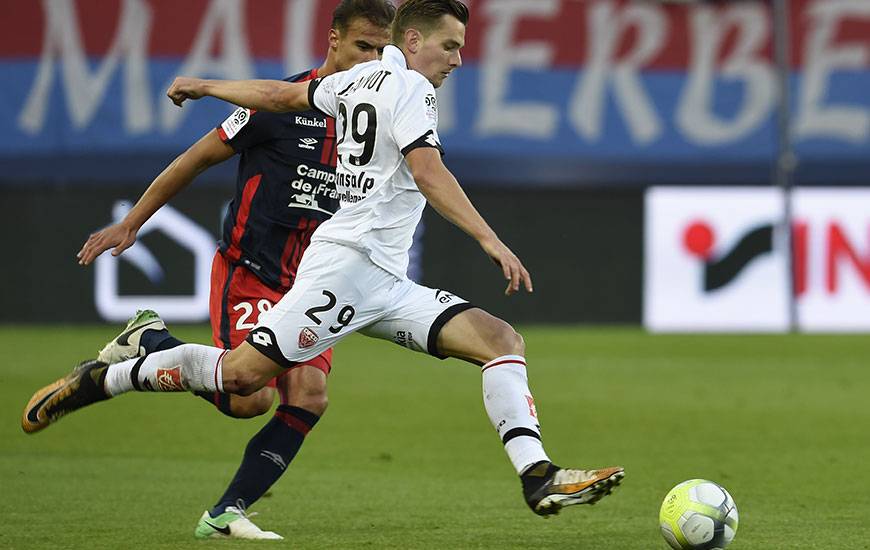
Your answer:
[103,344,227,397]
[481,355,550,474]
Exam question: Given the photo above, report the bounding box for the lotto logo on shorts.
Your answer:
[298,327,319,349]
[252,331,273,347]
[156,367,185,392]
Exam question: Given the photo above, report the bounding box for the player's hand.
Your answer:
[77,223,138,266]
[167,77,207,107]
[479,236,533,296]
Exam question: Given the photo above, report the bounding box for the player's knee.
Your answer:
[283,364,329,415]
[229,389,274,418]
[232,373,266,396]
[490,320,525,358]
[310,388,329,416]
[505,327,525,356]
[220,348,276,396]
[290,383,329,416]
[512,329,526,356]
[223,366,267,396]
[299,392,328,416]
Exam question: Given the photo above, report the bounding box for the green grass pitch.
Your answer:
[2,325,869,549]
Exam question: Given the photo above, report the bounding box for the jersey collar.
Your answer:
[382,45,407,69]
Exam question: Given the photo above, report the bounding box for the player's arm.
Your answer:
[167,77,311,113]
[77,130,234,265]
[406,147,533,296]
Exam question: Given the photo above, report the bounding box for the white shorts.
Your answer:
[246,241,473,367]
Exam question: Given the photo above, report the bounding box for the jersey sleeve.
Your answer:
[393,79,444,157]
[216,107,283,152]
[308,73,341,118]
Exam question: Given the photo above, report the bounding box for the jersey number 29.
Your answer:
[337,102,377,167]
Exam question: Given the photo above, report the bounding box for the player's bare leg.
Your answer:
[213,363,329,418]
[22,341,284,433]
[436,307,625,516]
[435,306,524,366]
[284,363,329,416]
[212,342,285,394]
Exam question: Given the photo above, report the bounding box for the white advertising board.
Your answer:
[645,187,790,332]
[793,188,870,332]
[645,187,870,332]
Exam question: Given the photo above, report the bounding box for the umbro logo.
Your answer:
[425,134,439,148]
[252,331,273,347]
[261,450,288,470]
[298,138,318,150]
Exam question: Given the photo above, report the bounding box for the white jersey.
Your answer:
[308,45,443,279]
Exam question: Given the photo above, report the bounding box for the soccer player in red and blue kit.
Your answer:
[73,0,395,539]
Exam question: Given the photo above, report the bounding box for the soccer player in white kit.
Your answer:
[24,0,624,516]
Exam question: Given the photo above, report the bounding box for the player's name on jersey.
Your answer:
[337,70,393,98]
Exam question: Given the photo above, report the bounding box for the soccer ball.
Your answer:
[659,479,739,549]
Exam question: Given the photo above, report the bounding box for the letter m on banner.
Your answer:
[19,0,153,135]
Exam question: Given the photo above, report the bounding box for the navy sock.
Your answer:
[139,329,184,353]
[211,405,320,516]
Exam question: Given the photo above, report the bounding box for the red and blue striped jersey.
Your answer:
[217,69,339,291]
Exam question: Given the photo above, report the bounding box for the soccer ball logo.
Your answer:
[659,479,739,549]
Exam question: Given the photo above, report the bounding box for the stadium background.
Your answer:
[0,0,868,328]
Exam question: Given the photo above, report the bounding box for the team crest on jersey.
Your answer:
[221,107,252,139]
[156,367,185,392]
[298,327,319,349]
